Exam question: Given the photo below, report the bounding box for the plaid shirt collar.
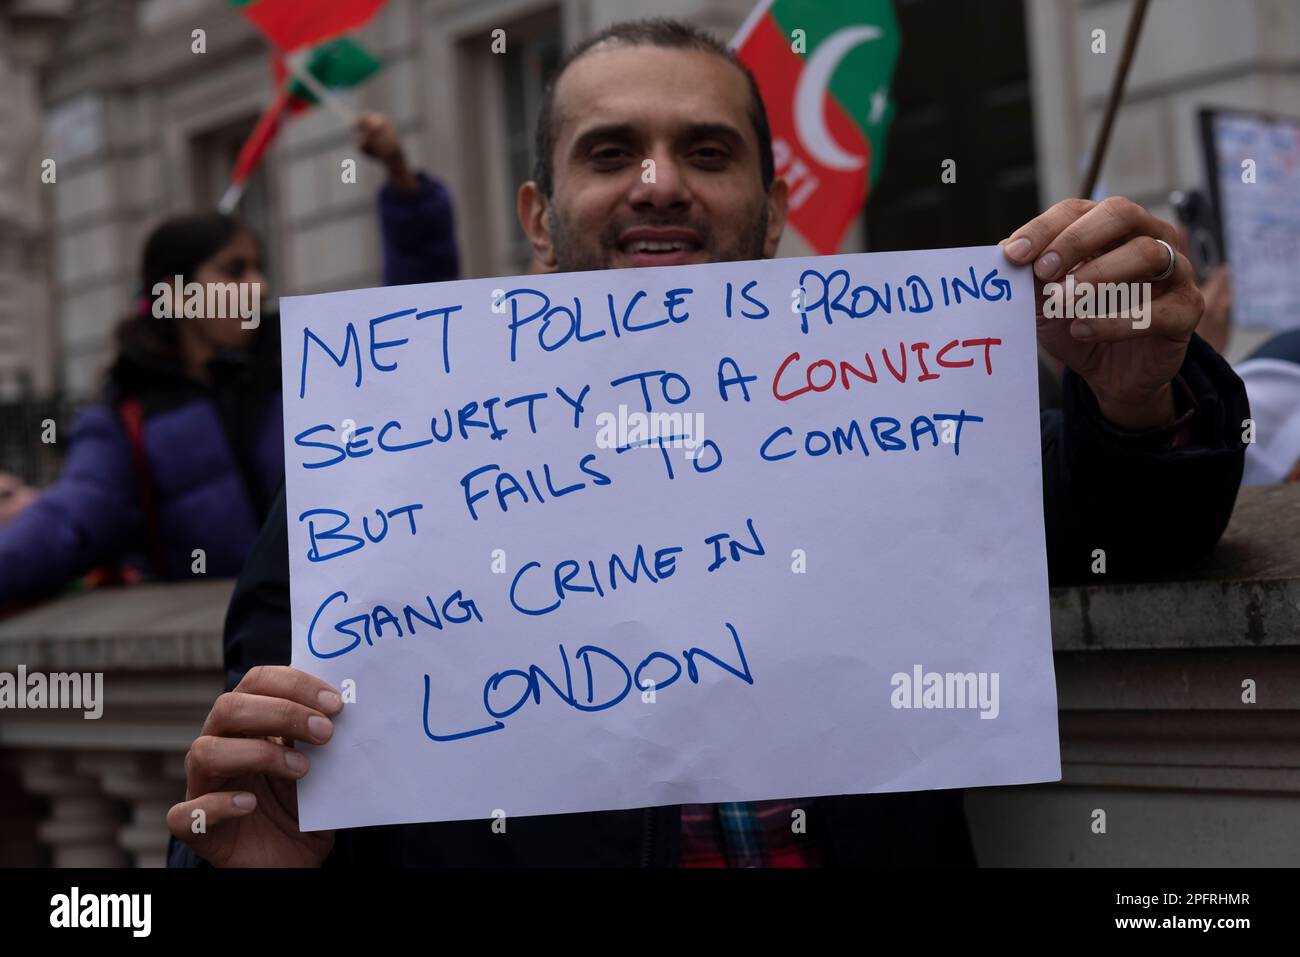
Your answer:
[679,799,825,867]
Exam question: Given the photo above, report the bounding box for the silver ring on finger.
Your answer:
[1152,238,1177,282]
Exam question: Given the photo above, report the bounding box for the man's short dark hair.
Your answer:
[531,18,775,198]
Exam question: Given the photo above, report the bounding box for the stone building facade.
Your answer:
[0,0,1297,392]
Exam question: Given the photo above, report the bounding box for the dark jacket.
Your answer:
[381,172,460,287]
[0,325,284,604]
[170,335,1248,867]
[1245,327,1300,365]
[0,174,459,607]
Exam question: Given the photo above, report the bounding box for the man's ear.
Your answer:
[517,181,558,270]
[763,177,789,259]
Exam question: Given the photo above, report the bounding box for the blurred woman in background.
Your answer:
[0,213,283,606]
[0,113,460,609]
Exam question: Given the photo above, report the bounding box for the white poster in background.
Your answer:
[278,246,1061,832]
[1212,113,1300,329]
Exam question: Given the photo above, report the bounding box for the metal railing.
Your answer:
[0,395,88,486]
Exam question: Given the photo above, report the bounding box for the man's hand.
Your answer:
[1196,265,1232,355]
[355,111,420,192]
[1003,196,1205,431]
[167,665,341,868]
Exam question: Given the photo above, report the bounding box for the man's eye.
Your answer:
[691,146,729,165]
[591,147,631,164]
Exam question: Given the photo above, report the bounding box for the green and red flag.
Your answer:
[219,37,383,212]
[733,0,900,255]
[228,0,388,51]
[273,35,382,113]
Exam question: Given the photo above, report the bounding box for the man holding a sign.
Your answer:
[169,19,1247,868]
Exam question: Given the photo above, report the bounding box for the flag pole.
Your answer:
[1078,0,1151,198]
[284,48,358,126]
[217,181,245,215]
[730,0,775,46]
[218,36,372,213]
[217,81,293,214]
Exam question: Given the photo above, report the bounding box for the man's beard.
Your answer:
[547,202,770,273]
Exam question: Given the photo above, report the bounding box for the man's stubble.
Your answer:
[545,197,771,272]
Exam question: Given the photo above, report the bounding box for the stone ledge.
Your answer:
[0,579,233,669]
[1050,483,1300,651]
[0,485,1295,666]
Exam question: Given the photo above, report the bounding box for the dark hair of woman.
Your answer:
[114,212,250,362]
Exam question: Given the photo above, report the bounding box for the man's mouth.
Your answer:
[616,229,704,267]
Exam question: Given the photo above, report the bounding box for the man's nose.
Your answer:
[625,151,692,210]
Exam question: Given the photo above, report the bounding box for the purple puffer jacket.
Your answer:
[0,337,286,603]
[0,173,459,605]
